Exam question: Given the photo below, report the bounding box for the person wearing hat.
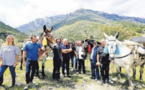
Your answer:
[90,41,99,80]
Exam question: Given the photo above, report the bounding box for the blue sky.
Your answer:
[0,0,145,27]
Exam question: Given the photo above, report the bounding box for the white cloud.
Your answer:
[0,0,145,27]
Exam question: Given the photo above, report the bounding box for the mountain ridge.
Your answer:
[16,9,145,34]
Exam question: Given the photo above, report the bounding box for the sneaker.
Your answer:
[24,84,29,90]
[101,79,105,85]
[95,78,98,81]
[106,79,109,84]
[62,74,65,78]
[71,68,74,71]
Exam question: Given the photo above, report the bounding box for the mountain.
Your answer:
[16,9,145,41]
[16,15,67,33]
[16,9,145,33]
[0,21,27,43]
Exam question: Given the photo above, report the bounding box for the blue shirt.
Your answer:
[62,44,70,60]
[0,45,20,66]
[91,46,99,63]
[24,42,42,61]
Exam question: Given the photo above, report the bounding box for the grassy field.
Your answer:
[0,56,145,90]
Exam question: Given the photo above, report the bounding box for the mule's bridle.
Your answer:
[108,40,136,59]
[113,46,137,59]
[108,40,116,55]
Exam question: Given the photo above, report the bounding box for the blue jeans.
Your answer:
[26,60,38,84]
[70,57,75,68]
[75,58,78,70]
[0,65,16,85]
[91,62,99,79]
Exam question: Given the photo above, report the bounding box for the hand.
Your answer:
[0,62,3,67]
[96,62,100,66]
[65,50,68,53]
[14,61,18,67]
[23,61,26,66]
[42,46,45,51]
[61,59,63,62]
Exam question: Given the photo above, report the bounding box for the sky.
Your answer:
[0,0,145,28]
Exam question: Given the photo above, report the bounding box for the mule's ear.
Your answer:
[48,27,53,32]
[43,25,47,31]
[115,32,119,39]
[104,33,109,39]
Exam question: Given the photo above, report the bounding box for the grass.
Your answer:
[0,56,145,90]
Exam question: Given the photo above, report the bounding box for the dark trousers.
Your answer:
[26,60,38,84]
[62,59,70,76]
[35,61,39,77]
[20,50,23,70]
[20,58,23,69]
[91,62,99,79]
[53,60,61,80]
[78,59,85,74]
[100,63,109,81]
[0,65,15,85]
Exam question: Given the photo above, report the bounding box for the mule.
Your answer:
[104,32,145,88]
[21,25,57,78]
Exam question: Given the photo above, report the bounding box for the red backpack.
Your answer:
[88,45,91,53]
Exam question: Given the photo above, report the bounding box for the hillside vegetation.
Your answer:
[0,21,28,45]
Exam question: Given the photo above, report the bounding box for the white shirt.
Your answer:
[90,47,94,59]
[79,47,83,59]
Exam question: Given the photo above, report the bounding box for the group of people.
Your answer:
[0,34,111,90]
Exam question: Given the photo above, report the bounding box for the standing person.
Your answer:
[96,39,110,84]
[52,38,62,81]
[75,41,80,71]
[0,35,20,87]
[23,35,43,90]
[56,38,63,68]
[78,41,86,75]
[69,42,77,71]
[90,41,99,80]
[61,39,72,78]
